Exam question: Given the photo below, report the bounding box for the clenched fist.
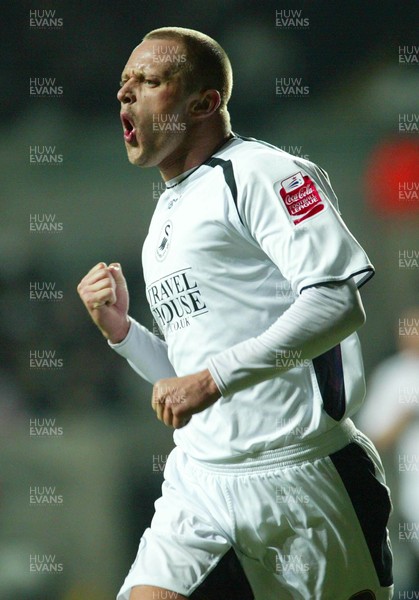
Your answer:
[152,370,221,429]
[77,262,130,343]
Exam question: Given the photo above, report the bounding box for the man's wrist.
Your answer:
[108,317,131,344]
[202,369,221,402]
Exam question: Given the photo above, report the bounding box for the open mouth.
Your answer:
[121,113,137,144]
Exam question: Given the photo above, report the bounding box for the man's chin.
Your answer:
[127,147,163,169]
[126,147,150,168]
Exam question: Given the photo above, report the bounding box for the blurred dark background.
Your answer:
[1,1,418,598]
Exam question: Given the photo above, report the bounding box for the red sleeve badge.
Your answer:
[279,172,325,225]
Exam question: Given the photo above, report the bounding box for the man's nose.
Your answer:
[117,81,135,104]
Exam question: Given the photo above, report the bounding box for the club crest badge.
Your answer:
[156,220,173,261]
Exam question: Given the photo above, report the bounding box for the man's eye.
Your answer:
[118,77,159,88]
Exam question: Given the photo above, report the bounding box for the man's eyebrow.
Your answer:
[120,67,145,81]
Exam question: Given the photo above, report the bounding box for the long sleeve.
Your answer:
[108,316,177,383]
[207,280,365,397]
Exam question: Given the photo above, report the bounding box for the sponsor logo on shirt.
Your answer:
[279,171,325,225]
[146,267,208,336]
[156,220,173,261]
[281,172,305,192]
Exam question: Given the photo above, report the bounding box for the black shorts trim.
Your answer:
[349,591,376,600]
[191,548,254,600]
[330,442,393,587]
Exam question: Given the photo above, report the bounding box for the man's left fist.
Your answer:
[151,369,221,429]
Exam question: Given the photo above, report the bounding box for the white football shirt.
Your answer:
[118,136,374,460]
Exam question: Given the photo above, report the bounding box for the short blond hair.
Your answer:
[144,27,233,107]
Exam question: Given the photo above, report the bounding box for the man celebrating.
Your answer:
[78,27,393,600]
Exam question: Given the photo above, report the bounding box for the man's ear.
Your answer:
[189,89,221,118]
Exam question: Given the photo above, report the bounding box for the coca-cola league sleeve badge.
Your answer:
[279,171,325,225]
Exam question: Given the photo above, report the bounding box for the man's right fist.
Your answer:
[77,262,130,343]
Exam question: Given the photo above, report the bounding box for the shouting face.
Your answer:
[117,39,194,172]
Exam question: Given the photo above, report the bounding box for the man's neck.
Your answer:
[158,120,232,181]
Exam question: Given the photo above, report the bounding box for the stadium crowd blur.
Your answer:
[1,1,418,597]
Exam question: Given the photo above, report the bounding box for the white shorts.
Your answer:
[117,420,393,600]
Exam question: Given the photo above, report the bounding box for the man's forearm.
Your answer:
[207,281,365,397]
